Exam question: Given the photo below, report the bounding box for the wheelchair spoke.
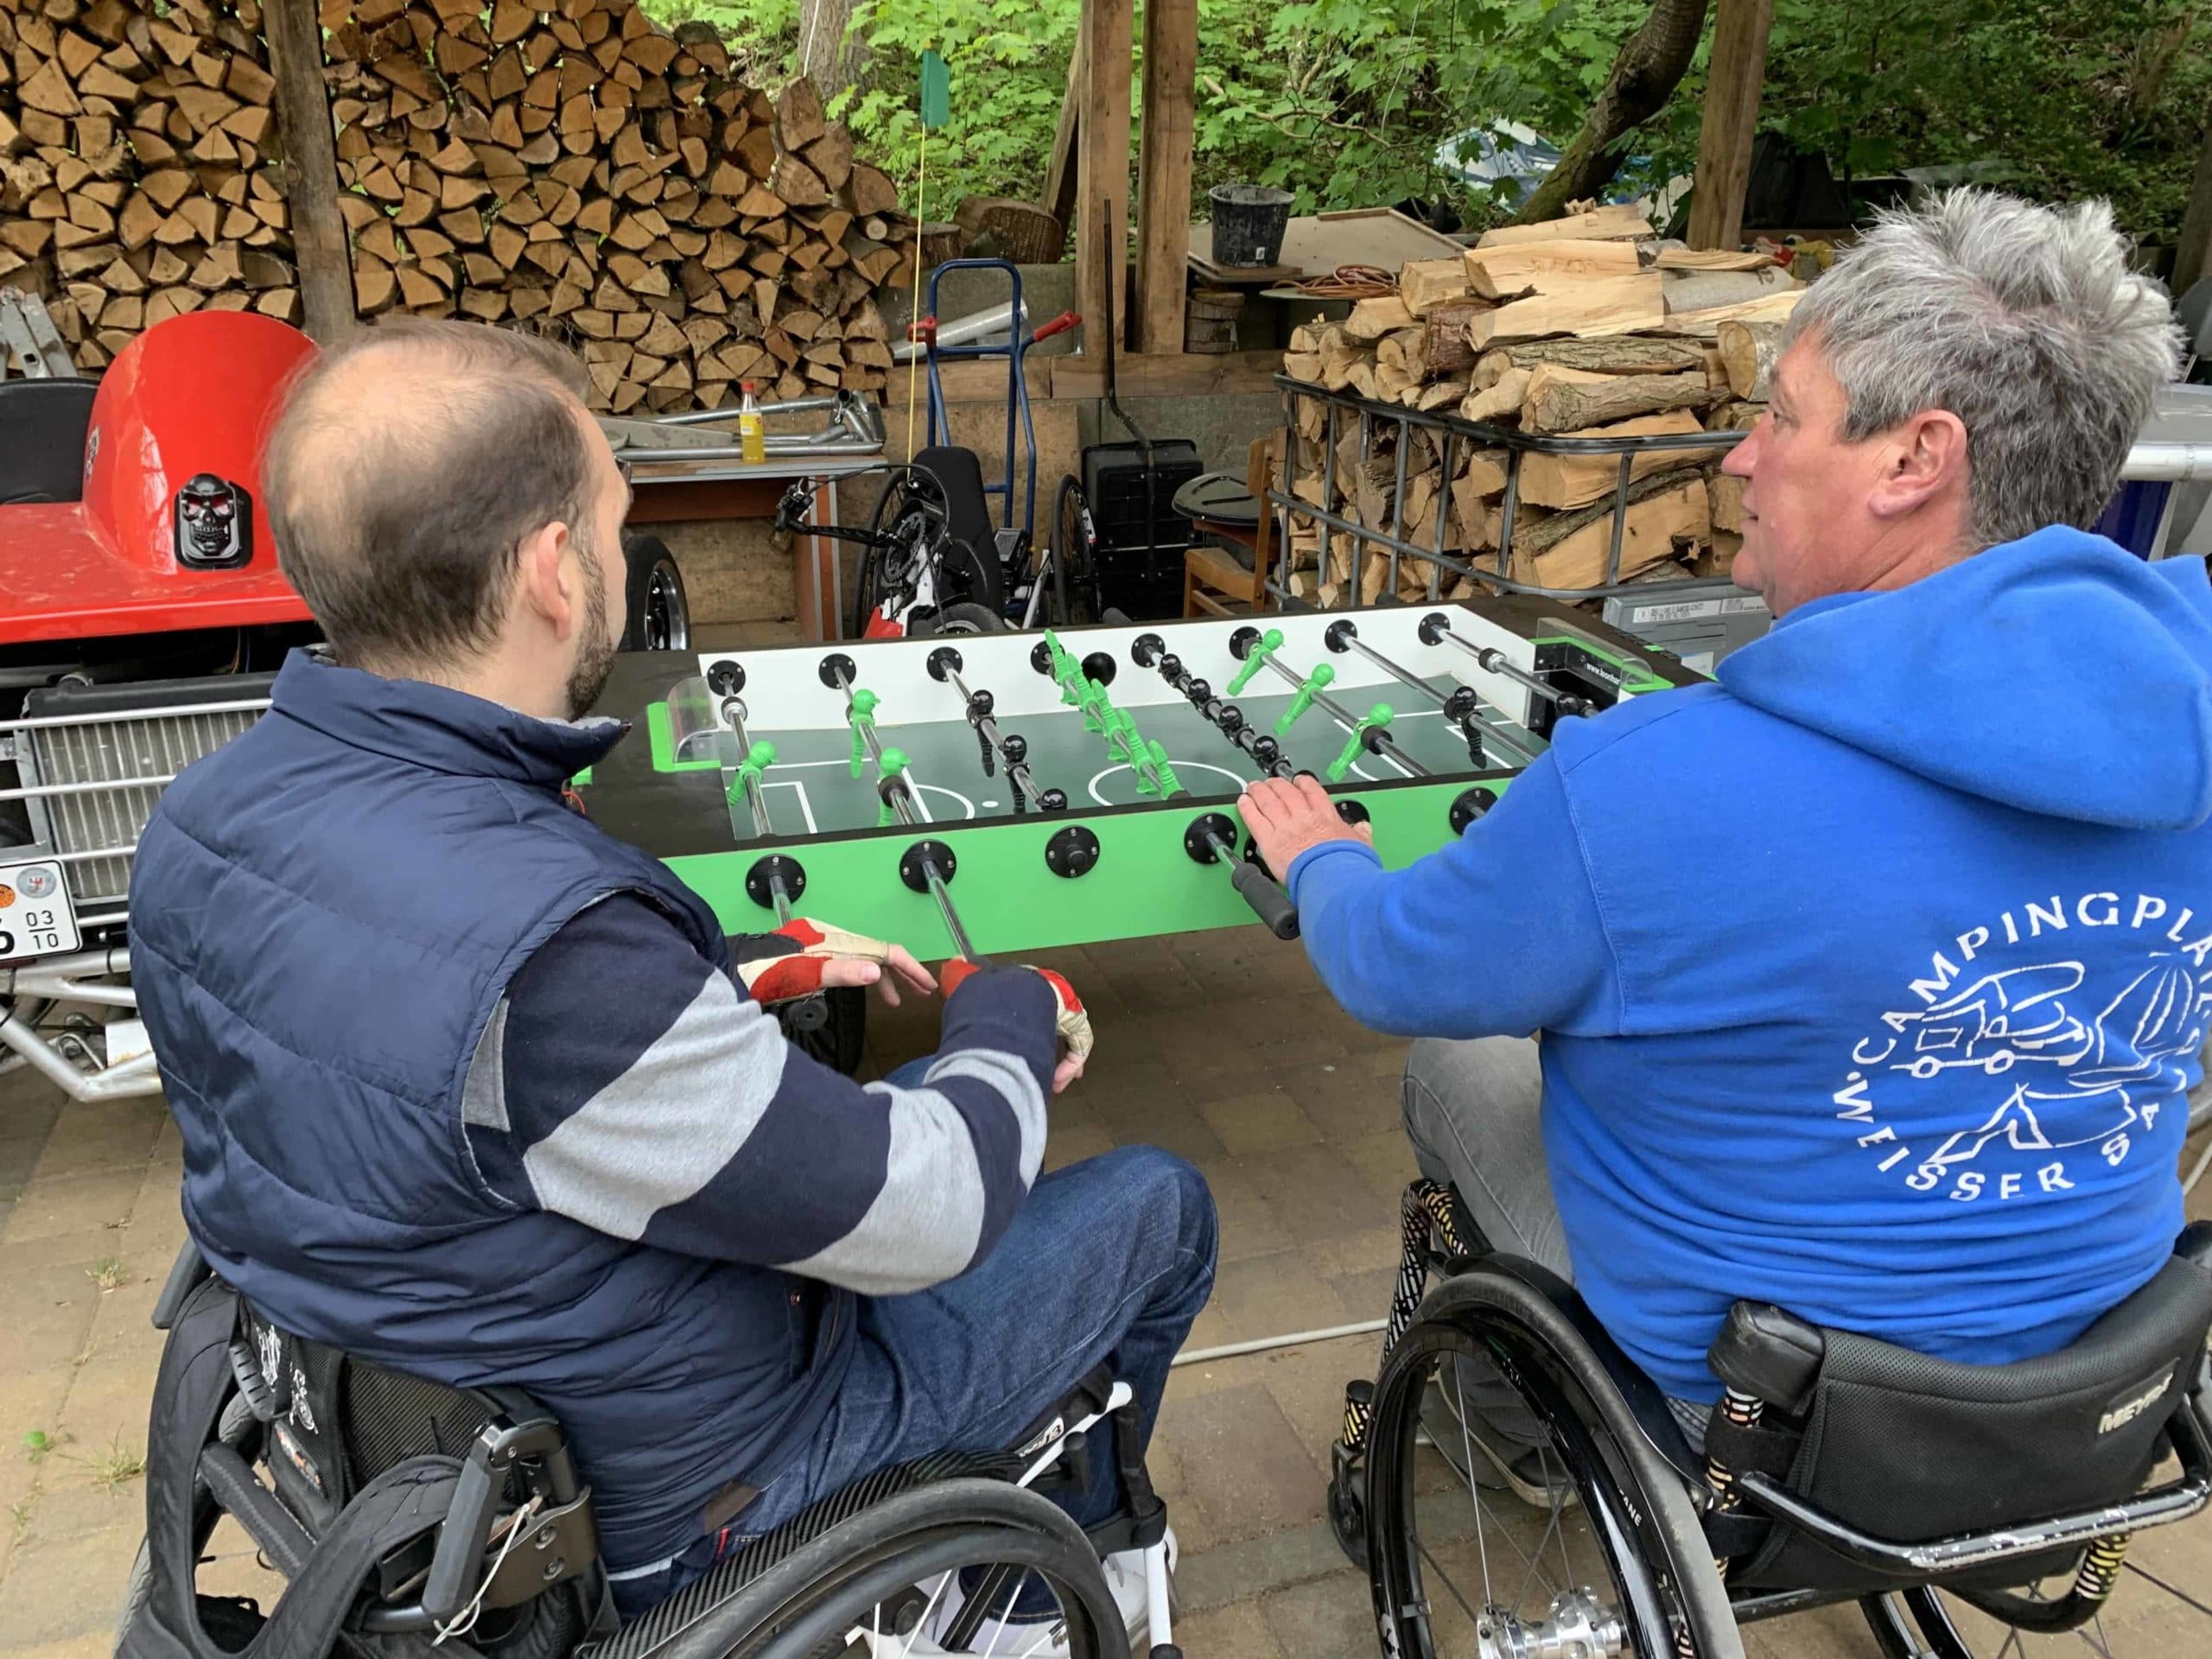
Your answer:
[1417,1535,1489,1632]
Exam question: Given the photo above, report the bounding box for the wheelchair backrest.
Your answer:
[238,1300,545,1535]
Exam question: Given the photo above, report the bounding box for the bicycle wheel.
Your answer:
[1050,475,1099,627]
[851,474,928,638]
[687,1480,1128,1659]
[1364,1298,1731,1659]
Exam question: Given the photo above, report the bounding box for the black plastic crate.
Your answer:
[1082,440,1204,555]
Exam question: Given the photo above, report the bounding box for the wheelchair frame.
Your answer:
[1330,1179,2212,1659]
[120,1241,1179,1659]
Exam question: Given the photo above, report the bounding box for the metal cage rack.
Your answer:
[1264,375,1749,613]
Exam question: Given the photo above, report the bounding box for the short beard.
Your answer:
[563,536,619,720]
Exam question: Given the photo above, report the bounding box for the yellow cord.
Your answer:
[903,126,927,465]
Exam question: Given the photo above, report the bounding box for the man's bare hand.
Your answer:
[817,944,935,1007]
[1237,773,1372,877]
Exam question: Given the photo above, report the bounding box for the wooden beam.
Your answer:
[1043,42,1084,234]
[2175,114,2212,298]
[1073,0,1134,356]
[1686,0,1774,251]
[263,0,356,340]
[1134,0,1196,354]
[1050,346,1280,400]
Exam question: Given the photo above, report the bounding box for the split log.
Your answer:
[1716,320,1784,402]
[1465,274,1666,349]
[1520,365,1720,435]
[1475,203,1650,248]
[1510,472,1709,589]
[1515,410,1708,510]
[1463,238,1637,300]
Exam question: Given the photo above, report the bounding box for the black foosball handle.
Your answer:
[1231,860,1300,941]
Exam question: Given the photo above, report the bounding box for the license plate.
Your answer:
[0,861,79,959]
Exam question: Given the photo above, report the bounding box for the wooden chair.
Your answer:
[1181,435,1277,618]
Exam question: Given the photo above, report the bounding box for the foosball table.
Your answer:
[580,597,1699,998]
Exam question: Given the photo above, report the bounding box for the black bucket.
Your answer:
[1208,184,1294,267]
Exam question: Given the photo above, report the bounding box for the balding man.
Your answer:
[129,319,1214,1632]
[1241,189,2207,1498]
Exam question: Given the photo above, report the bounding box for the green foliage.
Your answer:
[639,0,2211,243]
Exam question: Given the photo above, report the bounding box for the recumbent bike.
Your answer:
[1326,1178,2212,1659]
[115,1240,1179,1659]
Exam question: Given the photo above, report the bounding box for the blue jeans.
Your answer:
[613,1059,1217,1617]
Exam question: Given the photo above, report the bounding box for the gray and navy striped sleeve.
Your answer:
[460,894,1057,1293]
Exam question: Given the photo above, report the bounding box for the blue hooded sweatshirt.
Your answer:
[1288,526,2212,1402]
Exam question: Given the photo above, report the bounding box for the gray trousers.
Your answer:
[1401,1034,1707,1450]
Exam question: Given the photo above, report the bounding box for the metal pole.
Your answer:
[1333,635,1536,764]
[1430,620,1584,708]
[943,666,1046,810]
[721,696,794,924]
[830,666,979,960]
[1254,654,1432,778]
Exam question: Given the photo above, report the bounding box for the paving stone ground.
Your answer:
[0,938,2207,1657]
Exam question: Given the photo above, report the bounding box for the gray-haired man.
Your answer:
[1240,188,2208,1492]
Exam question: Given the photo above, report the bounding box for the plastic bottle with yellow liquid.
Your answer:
[737,380,766,464]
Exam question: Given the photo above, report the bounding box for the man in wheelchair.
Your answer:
[124,319,1216,1653]
[1241,190,2212,1655]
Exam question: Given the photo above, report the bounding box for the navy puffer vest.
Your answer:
[130,652,850,1568]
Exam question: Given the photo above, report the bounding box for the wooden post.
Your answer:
[1134,0,1197,354]
[2175,116,2212,299]
[1686,0,1773,251]
[1073,0,1133,355]
[1043,42,1084,236]
[263,0,355,341]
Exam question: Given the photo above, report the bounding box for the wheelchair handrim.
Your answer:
[1365,1315,1697,1659]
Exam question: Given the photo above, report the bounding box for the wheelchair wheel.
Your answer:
[778,986,866,1076]
[851,474,923,638]
[1050,475,1099,627]
[675,1479,1128,1659]
[1862,1576,2147,1658]
[1364,1306,1722,1659]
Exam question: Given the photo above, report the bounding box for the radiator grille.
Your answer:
[22,705,264,911]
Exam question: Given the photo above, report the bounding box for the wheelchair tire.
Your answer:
[1050,475,1099,628]
[620,534,690,654]
[777,986,865,1076]
[852,474,921,639]
[667,1478,1127,1659]
[1364,1296,1740,1659]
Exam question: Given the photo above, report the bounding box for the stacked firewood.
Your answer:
[0,0,300,368]
[1279,202,1800,603]
[319,0,912,412]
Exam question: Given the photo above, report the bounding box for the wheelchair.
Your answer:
[1325,1180,2212,1659]
[116,1242,1179,1659]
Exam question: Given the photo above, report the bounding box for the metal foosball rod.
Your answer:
[1128,632,1298,782]
[1227,629,1434,780]
[819,654,982,963]
[1317,620,1538,767]
[924,646,1066,816]
[719,694,793,921]
[717,684,830,1033]
[1417,611,1596,718]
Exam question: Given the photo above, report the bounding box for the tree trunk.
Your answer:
[2177,114,2212,299]
[797,0,869,104]
[1510,0,1712,226]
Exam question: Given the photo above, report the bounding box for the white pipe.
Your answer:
[2120,441,2212,482]
[1171,1319,1386,1368]
[892,299,1030,362]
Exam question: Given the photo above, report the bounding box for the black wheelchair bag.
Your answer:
[1714,1239,2212,1593]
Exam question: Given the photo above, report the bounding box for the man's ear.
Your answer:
[1867,409,1968,522]
[512,520,578,636]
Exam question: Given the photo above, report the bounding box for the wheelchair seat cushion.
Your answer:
[1731,1251,2212,1592]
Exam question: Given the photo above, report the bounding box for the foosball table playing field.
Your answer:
[579,597,1700,991]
